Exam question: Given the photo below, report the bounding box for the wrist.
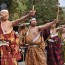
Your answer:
[53,19,57,24]
[28,12,31,17]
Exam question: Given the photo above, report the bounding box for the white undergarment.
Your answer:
[51,33,58,38]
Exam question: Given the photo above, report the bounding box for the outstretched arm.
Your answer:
[56,24,65,31]
[11,10,36,27]
[61,25,65,28]
[38,19,58,30]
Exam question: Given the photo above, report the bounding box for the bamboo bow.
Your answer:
[56,0,60,21]
[32,0,35,10]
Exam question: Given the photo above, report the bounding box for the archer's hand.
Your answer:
[61,25,65,28]
[54,19,60,23]
[29,10,36,16]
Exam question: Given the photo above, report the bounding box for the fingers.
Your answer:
[29,10,36,16]
[53,19,60,23]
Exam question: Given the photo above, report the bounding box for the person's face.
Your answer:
[51,23,56,28]
[30,20,37,27]
[0,11,9,21]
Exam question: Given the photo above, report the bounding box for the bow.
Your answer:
[32,0,35,10]
[56,0,60,21]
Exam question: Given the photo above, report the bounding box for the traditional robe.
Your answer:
[0,23,21,65]
[61,38,65,63]
[25,29,47,65]
[44,29,64,65]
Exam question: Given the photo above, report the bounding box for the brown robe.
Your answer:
[25,30,47,65]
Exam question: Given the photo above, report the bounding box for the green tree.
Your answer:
[0,0,64,24]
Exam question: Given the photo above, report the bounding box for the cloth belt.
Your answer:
[29,44,39,47]
[0,40,9,46]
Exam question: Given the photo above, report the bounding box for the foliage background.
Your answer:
[0,0,64,25]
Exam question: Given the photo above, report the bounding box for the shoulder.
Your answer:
[36,26,38,28]
[35,26,39,30]
[7,21,12,26]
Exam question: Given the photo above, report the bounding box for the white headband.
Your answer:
[0,10,8,13]
[29,18,36,22]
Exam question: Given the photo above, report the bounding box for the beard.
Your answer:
[1,17,8,21]
[31,24,36,27]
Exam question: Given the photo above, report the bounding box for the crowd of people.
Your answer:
[0,9,65,65]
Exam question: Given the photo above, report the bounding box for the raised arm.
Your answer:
[61,25,65,28]
[12,10,36,27]
[56,27,63,31]
[38,19,58,30]
[56,24,65,31]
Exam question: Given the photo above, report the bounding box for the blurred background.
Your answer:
[0,0,65,25]
[0,0,65,65]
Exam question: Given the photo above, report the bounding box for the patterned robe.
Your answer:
[43,28,64,65]
[0,23,21,65]
[25,29,47,65]
[61,39,65,63]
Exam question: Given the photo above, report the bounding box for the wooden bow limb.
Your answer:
[32,5,35,10]
[44,0,60,44]
[31,0,35,18]
[32,0,35,10]
[56,0,60,21]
